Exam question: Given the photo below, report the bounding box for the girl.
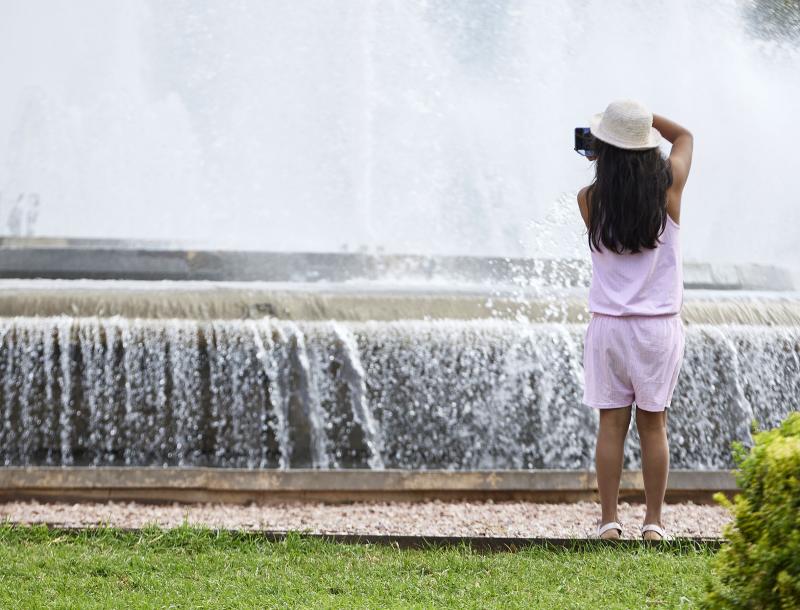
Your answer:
[576,99,693,541]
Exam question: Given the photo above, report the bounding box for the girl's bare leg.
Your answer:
[636,408,669,539]
[596,405,632,538]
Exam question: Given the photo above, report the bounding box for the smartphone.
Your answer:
[574,127,595,157]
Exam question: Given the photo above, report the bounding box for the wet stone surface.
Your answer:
[0,500,731,539]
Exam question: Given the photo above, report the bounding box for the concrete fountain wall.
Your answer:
[1,242,798,477]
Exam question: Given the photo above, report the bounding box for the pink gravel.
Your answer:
[0,500,731,539]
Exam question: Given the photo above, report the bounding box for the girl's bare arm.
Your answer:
[653,113,693,193]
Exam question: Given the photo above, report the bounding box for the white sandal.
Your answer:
[641,523,668,540]
[597,521,623,539]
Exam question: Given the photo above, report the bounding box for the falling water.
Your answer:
[0,315,797,470]
[331,322,385,470]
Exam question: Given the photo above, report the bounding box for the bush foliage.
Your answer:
[703,411,800,609]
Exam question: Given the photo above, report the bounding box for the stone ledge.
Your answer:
[1,286,798,324]
[0,468,737,505]
[0,239,794,291]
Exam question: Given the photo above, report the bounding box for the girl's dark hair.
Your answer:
[587,138,673,254]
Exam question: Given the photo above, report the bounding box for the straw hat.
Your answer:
[589,99,662,150]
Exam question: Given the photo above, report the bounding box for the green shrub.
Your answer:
[703,411,800,609]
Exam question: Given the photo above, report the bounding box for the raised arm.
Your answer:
[652,113,693,195]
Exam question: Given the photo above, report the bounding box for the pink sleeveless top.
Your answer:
[588,214,683,316]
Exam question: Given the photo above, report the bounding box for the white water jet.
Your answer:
[0,1,797,273]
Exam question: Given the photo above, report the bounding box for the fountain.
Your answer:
[0,2,798,503]
[0,270,797,473]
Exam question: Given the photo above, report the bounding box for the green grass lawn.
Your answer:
[0,525,716,609]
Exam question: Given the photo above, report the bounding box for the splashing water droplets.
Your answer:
[0,316,795,469]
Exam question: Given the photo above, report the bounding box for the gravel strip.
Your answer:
[0,500,731,539]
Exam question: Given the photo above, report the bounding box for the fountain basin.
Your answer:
[0,245,797,474]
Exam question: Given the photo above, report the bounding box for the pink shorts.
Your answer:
[582,313,685,412]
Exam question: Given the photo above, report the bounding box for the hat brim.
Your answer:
[589,112,663,150]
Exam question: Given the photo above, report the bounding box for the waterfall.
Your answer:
[1,315,795,470]
[332,321,385,470]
